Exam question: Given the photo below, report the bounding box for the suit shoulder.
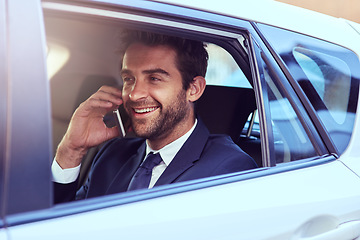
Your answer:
[95,137,145,160]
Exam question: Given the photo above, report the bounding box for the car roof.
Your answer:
[153,0,360,56]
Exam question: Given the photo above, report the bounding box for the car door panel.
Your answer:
[0,229,8,240]
[7,160,360,240]
[339,105,360,176]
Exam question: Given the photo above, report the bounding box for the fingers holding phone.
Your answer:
[55,86,123,168]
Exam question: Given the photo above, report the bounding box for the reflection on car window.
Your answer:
[262,60,317,163]
[293,47,351,125]
[258,24,360,153]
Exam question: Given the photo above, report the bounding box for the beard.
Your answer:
[125,90,190,140]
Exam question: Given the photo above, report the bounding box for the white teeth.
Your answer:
[134,107,157,113]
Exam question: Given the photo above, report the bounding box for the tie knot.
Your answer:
[127,152,162,191]
[140,152,162,171]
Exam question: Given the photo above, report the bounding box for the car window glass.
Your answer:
[262,59,317,163]
[293,47,351,125]
[258,24,360,153]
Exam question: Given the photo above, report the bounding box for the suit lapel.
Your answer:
[155,119,209,186]
[105,142,146,195]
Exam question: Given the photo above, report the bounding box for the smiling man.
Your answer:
[53,31,257,203]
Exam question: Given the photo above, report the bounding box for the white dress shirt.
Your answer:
[52,119,198,189]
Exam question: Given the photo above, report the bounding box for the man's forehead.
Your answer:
[122,43,177,69]
[124,43,176,58]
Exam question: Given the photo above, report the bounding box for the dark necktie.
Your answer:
[127,152,162,191]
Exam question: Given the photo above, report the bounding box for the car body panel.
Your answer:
[0,229,8,239]
[339,100,360,176]
[0,0,7,228]
[3,0,52,216]
[346,19,360,35]
[7,160,360,240]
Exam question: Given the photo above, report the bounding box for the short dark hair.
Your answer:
[119,30,208,90]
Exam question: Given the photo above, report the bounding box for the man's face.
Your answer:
[121,43,193,142]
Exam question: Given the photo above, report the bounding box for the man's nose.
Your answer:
[129,80,148,101]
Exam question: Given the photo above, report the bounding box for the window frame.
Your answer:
[0,0,7,228]
[255,22,360,156]
[3,0,52,219]
[250,27,330,166]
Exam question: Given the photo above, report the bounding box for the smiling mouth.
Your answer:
[133,106,159,114]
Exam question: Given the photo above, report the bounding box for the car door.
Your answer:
[1,0,52,237]
[245,30,360,239]
[5,1,360,240]
[0,0,7,236]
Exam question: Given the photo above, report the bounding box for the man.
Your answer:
[53,31,257,203]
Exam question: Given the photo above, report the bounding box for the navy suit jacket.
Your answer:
[54,120,257,203]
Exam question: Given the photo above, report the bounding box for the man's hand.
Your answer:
[55,86,123,169]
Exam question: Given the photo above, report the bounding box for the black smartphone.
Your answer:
[103,105,130,137]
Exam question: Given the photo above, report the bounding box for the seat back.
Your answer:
[196,85,257,142]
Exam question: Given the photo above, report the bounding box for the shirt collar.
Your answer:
[145,119,198,166]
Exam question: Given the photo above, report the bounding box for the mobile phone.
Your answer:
[103,105,130,137]
[113,108,126,137]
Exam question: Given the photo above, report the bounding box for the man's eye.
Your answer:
[122,76,134,82]
[150,76,161,81]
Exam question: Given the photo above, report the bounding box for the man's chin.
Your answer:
[131,124,152,139]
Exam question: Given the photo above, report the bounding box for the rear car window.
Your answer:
[258,24,360,153]
[261,59,317,163]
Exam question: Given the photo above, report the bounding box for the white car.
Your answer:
[2,0,360,239]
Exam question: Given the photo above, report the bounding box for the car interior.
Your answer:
[44,11,263,189]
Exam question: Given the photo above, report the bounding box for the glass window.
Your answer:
[262,60,317,163]
[258,24,360,153]
[293,47,351,125]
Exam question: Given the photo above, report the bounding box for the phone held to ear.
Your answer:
[103,105,130,138]
[113,108,126,137]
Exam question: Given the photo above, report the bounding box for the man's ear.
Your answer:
[187,76,206,103]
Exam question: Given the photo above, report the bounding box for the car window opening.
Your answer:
[46,13,262,204]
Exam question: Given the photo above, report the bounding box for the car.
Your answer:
[2,0,360,239]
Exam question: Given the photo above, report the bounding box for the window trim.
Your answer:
[248,36,275,166]
[256,22,360,156]
[253,22,337,156]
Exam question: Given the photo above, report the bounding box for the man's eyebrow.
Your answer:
[143,68,170,76]
[120,68,170,76]
[120,69,132,75]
